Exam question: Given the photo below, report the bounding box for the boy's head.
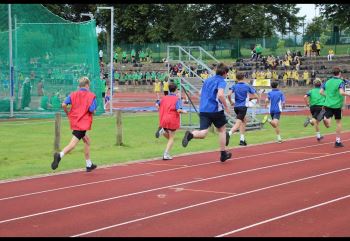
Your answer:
[78,76,90,88]
[169,83,177,93]
[333,66,341,76]
[314,78,322,87]
[215,62,229,76]
[236,72,245,81]
[271,81,279,89]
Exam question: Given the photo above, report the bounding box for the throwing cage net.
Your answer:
[0,4,103,118]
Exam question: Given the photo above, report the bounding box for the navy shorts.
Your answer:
[270,112,281,120]
[199,111,227,130]
[72,130,86,140]
[310,105,323,119]
[324,107,342,120]
[234,106,248,121]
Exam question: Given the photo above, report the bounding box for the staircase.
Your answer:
[167,45,262,130]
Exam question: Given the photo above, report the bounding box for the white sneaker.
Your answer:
[163,153,173,160]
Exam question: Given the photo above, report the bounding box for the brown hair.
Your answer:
[333,66,341,76]
[215,62,229,76]
[78,76,90,87]
[236,72,245,80]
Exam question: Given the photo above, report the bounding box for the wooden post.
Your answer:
[54,112,61,152]
[116,110,123,146]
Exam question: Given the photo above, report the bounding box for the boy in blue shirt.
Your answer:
[182,63,232,162]
[227,72,259,146]
[262,81,285,143]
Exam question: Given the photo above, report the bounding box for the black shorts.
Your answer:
[199,111,227,130]
[310,105,323,119]
[164,128,176,132]
[324,107,342,120]
[270,112,281,120]
[72,130,86,140]
[234,106,248,121]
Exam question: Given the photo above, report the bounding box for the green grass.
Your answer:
[0,112,349,181]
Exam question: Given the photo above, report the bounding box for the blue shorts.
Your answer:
[270,112,281,120]
[199,111,227,130]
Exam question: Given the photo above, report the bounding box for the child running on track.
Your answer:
[51,76,98,172]
[303,78,326,141]
[181,62,232,163]
[319,66,350,147]
[155,83,187,160]
[154,78,161,100]
[226,72,259,146]
[262,81,285,143]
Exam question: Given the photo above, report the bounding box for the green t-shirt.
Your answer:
[322,77,344,108]
[40,96,49,109]
[307,87,325,106]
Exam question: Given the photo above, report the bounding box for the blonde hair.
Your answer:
[78,76,90,87]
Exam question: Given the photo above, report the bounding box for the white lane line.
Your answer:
[1,150,349,226]
[71,167,350,237]
[216,194,350,237]
[0,139,346,201]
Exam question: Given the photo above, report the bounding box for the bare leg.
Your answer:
[216,125,227,151]
[191,129,209,139]
[164,131,175,154]
[62,136,80,155]
[82,134,91,161]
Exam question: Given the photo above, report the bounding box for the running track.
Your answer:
[0,133,350,237]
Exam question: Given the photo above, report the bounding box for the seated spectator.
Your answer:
[327,49,335,61]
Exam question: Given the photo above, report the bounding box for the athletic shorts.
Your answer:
[233,106,248,121]
[270,112,281,120]
[199,111,227,130]
[72,130,86,140]
[310,105,323,119]
[324,107,342,120]
[164,128,177,132]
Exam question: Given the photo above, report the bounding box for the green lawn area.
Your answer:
[0,112,349,181]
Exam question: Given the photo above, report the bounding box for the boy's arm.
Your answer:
[62,103,69,115]
[303,95,310,106]
[226,89,233,106]
[218,88,230,114]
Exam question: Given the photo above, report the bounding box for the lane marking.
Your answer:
[1,139,349,201]
[169,187,235,195]
[1,151,350,226]
[216,194,350,237]
[286,151,331,155]
[71,167,350,237]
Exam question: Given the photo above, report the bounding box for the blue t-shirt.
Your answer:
[199,75,227,113]
[64,88,97,113]
[229,82,256,107]
[267,89,285,113]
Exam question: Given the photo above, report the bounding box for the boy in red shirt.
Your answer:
[51,76,98,172]
[156,82,187,160]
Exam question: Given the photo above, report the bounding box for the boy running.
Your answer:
[303,78,326,141]
[51,76,97,172]
[156,83,187,160]
[320,66,350,147]
[227,72,259,146]
[181,63,232,163]
[262,81,285,143]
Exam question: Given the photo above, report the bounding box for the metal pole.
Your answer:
[110,7,114,114]
[8,4,14,117]
[15,15,18,106]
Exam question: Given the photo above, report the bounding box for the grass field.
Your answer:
[0,112,349,181]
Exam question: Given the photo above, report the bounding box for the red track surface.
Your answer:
[1,133,350,237]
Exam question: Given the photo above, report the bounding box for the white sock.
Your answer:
[60,152,65,158]
[86,159,92,167]
[277,135,281,140]
[268,118,272,122]
[240,134,245,141]
[336,137,341,143]
[229,130,233,136]
[316,132,321,138]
